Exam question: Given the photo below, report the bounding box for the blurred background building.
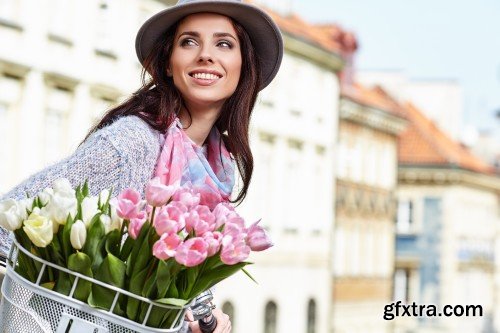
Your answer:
[1,1,499,333]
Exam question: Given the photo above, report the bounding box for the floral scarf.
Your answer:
[154,117,236,209]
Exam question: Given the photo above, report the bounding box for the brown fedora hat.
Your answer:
[135,0,283,91]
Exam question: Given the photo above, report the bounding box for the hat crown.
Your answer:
[177,0,243,5]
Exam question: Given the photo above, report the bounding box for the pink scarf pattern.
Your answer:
[154,117,236,209]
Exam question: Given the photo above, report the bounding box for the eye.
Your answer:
[217,40,233,49]
[180,38,197,47]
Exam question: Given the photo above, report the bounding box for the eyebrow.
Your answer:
[178,31,237,41]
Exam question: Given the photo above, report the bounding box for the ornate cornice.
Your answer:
[340,98,408,135]
[336,179,396,219]
[283,32,345,72]
[398,166,500,193]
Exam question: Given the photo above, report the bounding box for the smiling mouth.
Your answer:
[188,72,222,80]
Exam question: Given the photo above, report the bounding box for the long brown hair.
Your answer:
[84,17,261,205]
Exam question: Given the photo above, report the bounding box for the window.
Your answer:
[264,301,278,333]
[284,139,303,233]
[95,0,117,58]
[307,299,316,333]
[396,200,414,233]
[44,84,73,164]
[0,0,22,26]
[48,0,74,42]
[393,268,411,302]
[0,73,23,190]
[222,301,235,331]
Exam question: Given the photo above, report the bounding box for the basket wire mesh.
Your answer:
[0,237,190,332]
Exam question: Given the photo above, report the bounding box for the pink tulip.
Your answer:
[154,205,185,235]
[145,177,176,207]
[246,219,273,251]
[220,234,251,265]
[172,185,200,210]
[195,184,223,211]
[185,205,216,237]
[175,237,208,267]
[114,189,142,220]
[213,202,239,230]
[203,231,223,257]
[168,201,188,214]
[128,211,147,239]
[222,215,246,238]
[152,233,182,260]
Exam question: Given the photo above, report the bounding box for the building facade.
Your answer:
[332,84,407,333]
[395,103,500,333]
[214,11,347,333]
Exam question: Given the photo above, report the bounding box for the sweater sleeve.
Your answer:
[0,115,161,255]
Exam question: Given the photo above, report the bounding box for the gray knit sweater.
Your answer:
[0,115,162,255]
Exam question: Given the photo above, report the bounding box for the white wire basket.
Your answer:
[0,237,191,333]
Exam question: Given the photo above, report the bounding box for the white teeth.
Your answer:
[192,73,219,80]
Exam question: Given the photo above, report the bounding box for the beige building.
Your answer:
[394,102,500,333]
[332,83,407,333]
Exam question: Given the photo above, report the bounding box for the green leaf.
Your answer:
[88,253,126,314]
[126,265,149,321]
[82,180,89,197]
[119,235,135,262]
[156,260,179,298]
[189,262,248,300]
[67,252,93,302]
[154,298,188,307]
[54,272,72,296]
[82,213,105,271]
[242,267,258,284]
[61,214,75,261]
[126,223,150,277]
[105,229,121,257]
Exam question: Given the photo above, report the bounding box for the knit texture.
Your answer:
[0,115,161,255]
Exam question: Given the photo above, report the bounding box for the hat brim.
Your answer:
[135,1,283,90]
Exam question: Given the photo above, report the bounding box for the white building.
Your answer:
[0,1,348,333]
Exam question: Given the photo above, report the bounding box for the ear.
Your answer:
[166,67,173,77]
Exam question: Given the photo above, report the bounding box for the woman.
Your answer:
[0,0,283,331]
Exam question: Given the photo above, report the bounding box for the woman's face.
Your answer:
[169,13,242,111]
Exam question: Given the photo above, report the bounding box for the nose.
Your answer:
[197,44,214,64]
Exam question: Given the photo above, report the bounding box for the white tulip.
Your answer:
[44,184,77,225]
[110,203,123,231]
[100,211,122,234]
[20,197,34,214]
[0,199,27,231]
[38,206,59,234]
[81,196,101,227]
[99,189,111,206]
[23,212,53,247]
[52,178,75,196]
[38,188,54,206]
[70,220,86,250]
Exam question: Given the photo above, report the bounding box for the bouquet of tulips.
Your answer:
[0,177,273,329]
